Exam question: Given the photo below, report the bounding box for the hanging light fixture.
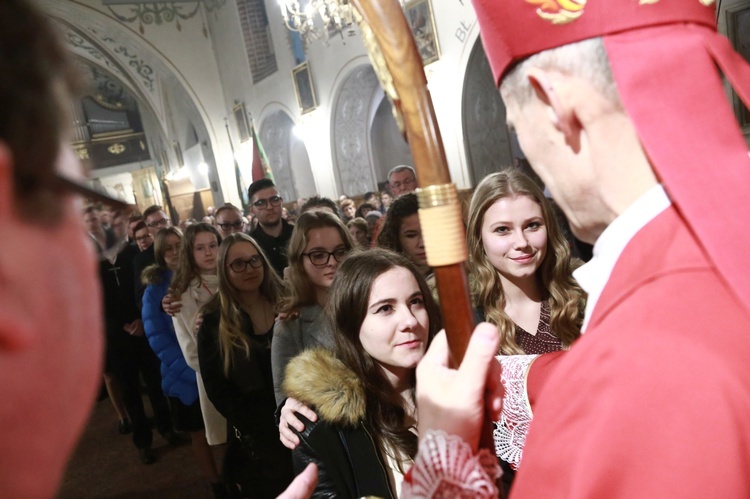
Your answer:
[278,0,357,44]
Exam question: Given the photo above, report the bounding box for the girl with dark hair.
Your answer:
[347,217,369,248]
[282,248,441,498]
[354,202,376,219]
[197,233,294,497]
[375,193,430,276]
[142,227,223,496]
[170,223,227,446]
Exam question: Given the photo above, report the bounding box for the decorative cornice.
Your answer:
[104,0,228,34]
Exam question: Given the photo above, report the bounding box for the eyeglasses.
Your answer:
[302,247,350,267]
[217,221,244,231]
[135,235,153,242]
[252,195,283,210]
[47,171,133,211]
[227,256,264,273]
[146,218,170,228]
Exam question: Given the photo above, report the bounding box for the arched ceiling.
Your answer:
[41,0,222,178]
[45,2,166,127]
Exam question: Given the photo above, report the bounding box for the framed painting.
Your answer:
[405,0,440,66]
[233,102,251,143]
[292,61,317,115]
[727,3,750,128]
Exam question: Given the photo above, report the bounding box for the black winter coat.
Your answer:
[198,310,293,498]
[284,348,396,499]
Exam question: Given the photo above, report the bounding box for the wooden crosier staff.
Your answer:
[349,3,502,480]
[349,0,475,368]
[349,7,501,491]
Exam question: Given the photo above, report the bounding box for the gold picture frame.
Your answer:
[292,61,317,115]
[405,0,440,66]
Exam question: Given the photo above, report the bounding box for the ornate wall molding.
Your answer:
[260,111,296,202]
[49,11,163,120]
[331,65,380,196]
[462,40,513,185]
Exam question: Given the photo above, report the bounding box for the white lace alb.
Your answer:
[401,430,501,498]
[494,354,538,469]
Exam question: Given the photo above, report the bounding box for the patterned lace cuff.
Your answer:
[494,354,539,470]
[401,430,501,498]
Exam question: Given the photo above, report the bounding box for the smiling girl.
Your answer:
[271,211,355,407]
[170,223,227,446]
[467,170,585,355]
[197,233,294,497]
[283,249,441,498]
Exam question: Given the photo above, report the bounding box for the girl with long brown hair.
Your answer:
[270,211,354,407]
[170,223,227,446]
[271,211,356,452]
[282,249,441,498]
[197,233,293,497]
[467,170,585,355]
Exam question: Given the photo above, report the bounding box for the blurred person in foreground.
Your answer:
[0,5,282,493]
[0,0,123,494]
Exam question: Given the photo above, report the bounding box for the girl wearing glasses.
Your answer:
[197,233,294,497]
[282,249,441,497]
[169,223,228,449]
[271,212,354,443]
[141,228,223,494]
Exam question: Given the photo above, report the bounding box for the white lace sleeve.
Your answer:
[401,430,501,498]
[494,354,539,470]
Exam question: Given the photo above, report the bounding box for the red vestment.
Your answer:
[513,206,750,497]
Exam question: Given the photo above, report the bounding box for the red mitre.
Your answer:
[472,0,750,315]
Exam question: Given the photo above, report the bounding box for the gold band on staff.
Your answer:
[417,183,468,267]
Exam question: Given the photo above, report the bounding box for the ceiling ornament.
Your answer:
[103,0,227,34]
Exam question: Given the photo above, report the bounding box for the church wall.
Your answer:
[52,0,489,207]
[205,0,486,200]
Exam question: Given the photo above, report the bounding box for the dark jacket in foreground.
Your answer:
[198,310,293,498]
[284,349,395,499]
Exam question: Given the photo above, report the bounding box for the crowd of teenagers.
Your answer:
[5,0,750,498]
[91,163,588,498]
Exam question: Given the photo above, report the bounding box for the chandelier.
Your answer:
[278,0,357,44]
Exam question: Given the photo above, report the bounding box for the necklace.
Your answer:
[200,282,215,296]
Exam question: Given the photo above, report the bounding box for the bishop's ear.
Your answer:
[0,144,36,351]
[526,67,582,147]
[0,304,35,352]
